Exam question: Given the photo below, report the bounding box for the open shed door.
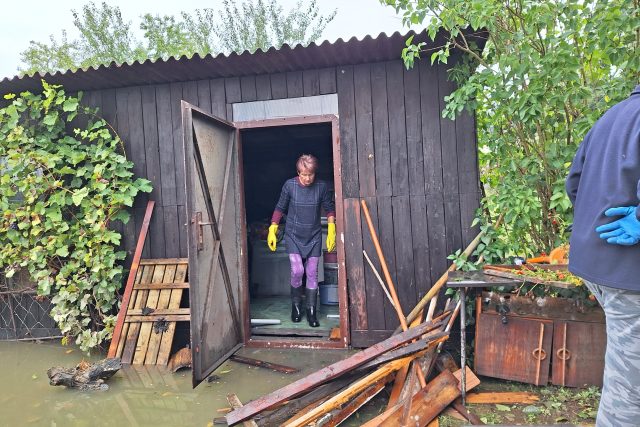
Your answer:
[182,102,243,388]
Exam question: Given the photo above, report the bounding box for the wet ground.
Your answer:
[0,340,375,427]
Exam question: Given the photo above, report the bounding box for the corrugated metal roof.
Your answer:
[0,29,486,94]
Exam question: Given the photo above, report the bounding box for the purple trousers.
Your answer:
[289,254,319,290]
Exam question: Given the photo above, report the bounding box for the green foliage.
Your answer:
[215,0,336,54]
[18,0,336,76]
[0,82,151,352]
[383,0,640,257]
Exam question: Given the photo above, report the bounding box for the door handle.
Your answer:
[192,211,214,251]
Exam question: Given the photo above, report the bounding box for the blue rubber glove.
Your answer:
[595,206,640,246]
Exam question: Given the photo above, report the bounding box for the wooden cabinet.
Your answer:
[474,292,605,387]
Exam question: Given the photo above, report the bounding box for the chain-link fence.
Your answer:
[0,270,61,340]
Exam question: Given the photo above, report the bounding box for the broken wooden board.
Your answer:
[453,366,481,392]
[362,370,461,427]
[225,318,448,425]
[320,376,390,427]
[281,356,412,427]
[114,258,189,365]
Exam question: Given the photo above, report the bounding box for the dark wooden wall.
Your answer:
[80,58,480,348]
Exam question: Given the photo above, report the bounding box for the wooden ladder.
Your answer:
[107,201,190,365]
[115,258,189,365]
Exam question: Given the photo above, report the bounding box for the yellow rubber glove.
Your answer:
[326,222,336,253]
[267,224,278,252]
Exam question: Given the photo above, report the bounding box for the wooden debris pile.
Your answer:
[223,201,497,426]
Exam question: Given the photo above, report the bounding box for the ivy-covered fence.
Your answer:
[0,82,151,352]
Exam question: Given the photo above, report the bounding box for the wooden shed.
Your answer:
[0,29,484,385]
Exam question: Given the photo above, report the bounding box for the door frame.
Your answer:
[235,114,349,349]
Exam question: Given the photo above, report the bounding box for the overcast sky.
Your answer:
[0,0,419,79]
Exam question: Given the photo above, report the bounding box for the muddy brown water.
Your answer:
[0,341,383,426]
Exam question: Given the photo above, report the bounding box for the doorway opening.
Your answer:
[238,117,346,348]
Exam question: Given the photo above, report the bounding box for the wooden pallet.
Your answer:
[114,258,189,365]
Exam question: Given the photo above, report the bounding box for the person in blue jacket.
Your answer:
[566,84,640,426]
[267,154,336,327]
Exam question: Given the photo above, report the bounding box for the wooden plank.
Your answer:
[141,85,162,206]
[108,201,155,358]
[125,315,191,322]
[240,75,258,102]
[227,394,259,427]
[444,195,463,267]
[371,62,392,197]
[133,282,189,290]
[343,198,367,331]
[410,195,432,307]
[405,65,425,196]
[318,67,336,94]
[225,320,447,425]
[354,63,375,197]
[386,60,409,196]
[133,264,165,364]
[197,79,212,113]
[437,58,459,197]
[282,357,411,427]
[114,87,136,260]
[426,194,448,291]
[121,264,154,364]
[255,74,272,101]
[229,355,299,374]
[156,84,178,207]
[139,258,188,265]
[251,328,329,338]
[321,377,388,427]
[361,197,385,330]
[162,206,180,259]
[377,196,399,329]
[116,266,145,357]
[286,71,303,98]
[419,61,443,196]
[144,264,177,363]
[210,78,227,119]
[392,195,416,311]
[465,392,540,404]
[156,263,188,365]
[127,86,147,208]
[303,69,320,96]
[336,65,358,198]
[368,370,461,427]
[455,101,479,196]
[225,77,242,120]
[270,72,287,99]
[460,192,480,247]
[127,308,190,316]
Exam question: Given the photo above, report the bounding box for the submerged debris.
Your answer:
[47,357,121,391]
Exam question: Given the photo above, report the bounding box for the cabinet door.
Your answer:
[552,321,606,387]
[475,313,553,385]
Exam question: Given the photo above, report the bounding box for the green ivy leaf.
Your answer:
[62,98,78,112]
[71,187,89,206]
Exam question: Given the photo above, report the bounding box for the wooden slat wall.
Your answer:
[81,57,479,347]
[336,59,480,346]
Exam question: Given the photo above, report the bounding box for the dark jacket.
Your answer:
[274,178,335,258]
[566,85,640,290]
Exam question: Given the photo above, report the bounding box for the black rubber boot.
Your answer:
[291,286,303,323]
[305,288,320,327]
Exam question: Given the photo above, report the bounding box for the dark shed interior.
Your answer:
[240,123,339,336]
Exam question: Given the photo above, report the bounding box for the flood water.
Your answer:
[0,341,385,427]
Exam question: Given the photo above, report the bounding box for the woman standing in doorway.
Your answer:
[267,154,336,327]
